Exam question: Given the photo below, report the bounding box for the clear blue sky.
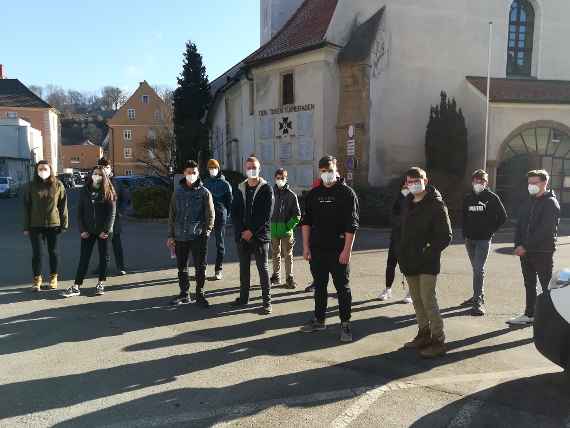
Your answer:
[2,0,260,93]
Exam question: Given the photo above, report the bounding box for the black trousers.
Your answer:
[310,248,352,323]
[213,216,226,272]
[238,240,271,304]
[75,235,109,285]
[176,237,207,297]
[520,252,554,317]
[29,227,60,276]
[386,239,398,289]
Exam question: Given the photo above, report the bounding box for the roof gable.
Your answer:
[108,81,166,126]
[246,0,339,65]
[338,7,385,64]
[0,79,52,109]
[467,76,570,104]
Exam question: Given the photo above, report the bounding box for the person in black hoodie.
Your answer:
[398,167,452,358]
[231,156,274,314]
[63,166,116,298]
[299,155,359,343]
[508,169,560,326]
[461,169,507,316]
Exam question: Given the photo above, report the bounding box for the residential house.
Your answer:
[61,140,103,171]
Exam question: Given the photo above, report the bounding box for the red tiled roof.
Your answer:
[246,0,338,65]
[467,76,570,104]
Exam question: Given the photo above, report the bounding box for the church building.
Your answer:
[209,0,570,215]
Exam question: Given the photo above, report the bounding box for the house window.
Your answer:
[124,147,133,159]
[142,95,149,104]
[128,109,136,120]
[125,169,134,176]
[123,129,132,141]
[6,112,17,119]
[249,80,255,115]
[70,156,80,163]
[281,72,294,106]
[148,129,157,140]
[154,109,162,122]
[507,0,535,77]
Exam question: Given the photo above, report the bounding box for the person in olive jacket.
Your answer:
[23,160,68,291]
[398,167,452,359]
[508,169,561,326]
[63,166,116,298]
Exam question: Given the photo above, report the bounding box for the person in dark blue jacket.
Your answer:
[231,156,274,314]
[204,158,233,280]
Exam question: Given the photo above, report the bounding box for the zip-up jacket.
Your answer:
[301,178,359,252]
[390,193,407,243]
[515,190,560,253]
[204,172,233,222]
[398,185,452,276]
[271,183,301,238]
[462,188,507,240]
[23,180,68,230]
[77,185,116,236]
[168,177,215,241]
[232,178,274,243]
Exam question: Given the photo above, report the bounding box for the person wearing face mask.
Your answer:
[398,167,452,358]
[509,169,560,326]
[203,159,233,280]
[63,166,116,297]
[270,168,301,289]
[379,179,413,303]
[23,160,69,291]
[231,156,274,314]
[167,160,215,307]
[461,169,507,316]
[300,155,359,342]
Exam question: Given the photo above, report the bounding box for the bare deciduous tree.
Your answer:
[101,86,126,111]
[136,99,174,177]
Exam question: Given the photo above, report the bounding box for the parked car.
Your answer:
[534,269,570,370]
[0,177,18,198]
[58,173,75,189]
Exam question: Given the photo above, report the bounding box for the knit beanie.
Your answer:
[208,159,220,169]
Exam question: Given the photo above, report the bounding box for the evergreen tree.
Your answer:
[173,41,212,171]
[425,91,468,178]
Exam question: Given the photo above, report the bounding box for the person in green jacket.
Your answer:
[23,160,69,291]
[270,168,301,289]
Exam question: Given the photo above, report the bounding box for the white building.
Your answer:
[209,0,570,216]
[0,118,43,183]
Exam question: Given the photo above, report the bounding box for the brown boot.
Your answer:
[32,275,42,292]
[404,327,431,349]
[48,273,58,290]
[420,336,446,359]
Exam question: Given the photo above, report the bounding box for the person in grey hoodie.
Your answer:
[167,160,215,308]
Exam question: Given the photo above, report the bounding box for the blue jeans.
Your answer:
[465,239,491,304]
[213,216,226,272]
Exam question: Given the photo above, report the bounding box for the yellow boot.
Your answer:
[48,273,58,290]
[32,275,42,292]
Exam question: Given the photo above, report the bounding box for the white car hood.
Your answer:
[551,286,570,324]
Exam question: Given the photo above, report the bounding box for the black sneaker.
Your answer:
[171,295,191,306]
[340,322,353,342]
[471,304,486,316]
[262,303,273,314]
[62,285,80,298]
[304,284,315,293]
[300,318,326,333]
[196,295,210,308]
[284,277,297,289]
[270,274,280,286]
[230,297,247,308]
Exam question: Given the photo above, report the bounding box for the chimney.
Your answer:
[0,64,5,79]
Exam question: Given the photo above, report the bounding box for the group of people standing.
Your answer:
[23,153,560,359]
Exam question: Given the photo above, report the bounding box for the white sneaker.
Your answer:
[62,285,80,298]
[214,271,223,280]
[402,292,412,304]
[378,288,392,301]
[95,282,105,296]
[507,314,534,326]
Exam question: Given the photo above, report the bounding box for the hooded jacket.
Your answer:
[77,185,116,236]
[271,183,301,238]
[232,178,274,243]
[398,185,452,276]
[23,179,68,230]
[515,190,560,253]
[203,172,233,221]
[462,188,507,240]
[168,177,215,241]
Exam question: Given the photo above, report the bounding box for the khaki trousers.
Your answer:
[271,235,294,279]
[406,274,444,340]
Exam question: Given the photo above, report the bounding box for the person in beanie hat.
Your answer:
[204,158,233,280]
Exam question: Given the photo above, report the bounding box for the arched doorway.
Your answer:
[497,124,570,217]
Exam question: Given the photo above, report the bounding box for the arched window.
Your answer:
[507,0,535,77]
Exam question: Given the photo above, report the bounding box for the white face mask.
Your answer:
[246,168,259,179]
[528,184,541,196]
[92,175,103,186]
[401,189,410,197]
[408,182,425,195]
[321,171,337,185]
[473,183,485,194]
[275,179,286,188]
[186,173,199,184]
[209,168,219,178]
[38,170,50,180]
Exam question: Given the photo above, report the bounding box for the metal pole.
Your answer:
[483,21,493,171]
